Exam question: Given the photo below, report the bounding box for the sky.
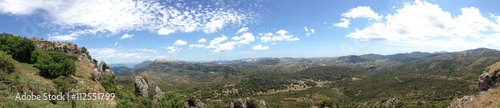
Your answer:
[1,0,500,64]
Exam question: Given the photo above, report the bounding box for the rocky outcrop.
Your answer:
[95,61,115,81]
[448,62,500,108]
[384,98,399,108]
[152,86,165,108]
[476,62,500,93]
[29,37,96,68]
[134,76,149,98]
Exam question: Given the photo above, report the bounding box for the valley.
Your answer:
[113,48,500,107]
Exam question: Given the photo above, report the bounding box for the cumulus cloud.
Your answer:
[304,27,315,37]
[213,42,237,52]
[197,38,207,43]
[173,39,188,46]
[336,0,500,49]
[0,0,255,41]
[206,35,229,48]
[260,29,300,43]
[334,6,381,28]
[166,46,179,53]
[231,32,255,45]
[252,44,269,50]
[198,28,299,52]
[120,34,133,39]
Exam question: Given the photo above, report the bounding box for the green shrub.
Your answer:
[101,74,117,93]
[159,92,184,108]
[0,51,15,74]
[53,76,70,93]
[0,33,35,63]
[32,49,76,78]
[116,98,138,108]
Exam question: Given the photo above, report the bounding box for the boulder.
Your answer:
[230,97,266,108]
[384,98,399,108]
[134,76,149,98]
[152,86,165,108]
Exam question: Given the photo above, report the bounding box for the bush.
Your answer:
[117,98,138,108]
[32,49,76,78]
[53,76,70,93]
[159,92,184,108]
[0,33,35,63]
[0,51,15,74]
[101,74,117,93]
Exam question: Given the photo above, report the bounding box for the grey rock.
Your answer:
[384,98,398,108]
[134,76,149,98]
[152,86,165,108]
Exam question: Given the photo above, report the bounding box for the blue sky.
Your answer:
[1,0,500,63]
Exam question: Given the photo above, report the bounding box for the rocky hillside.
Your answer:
[0,33,116,107]
[448,61,500,108]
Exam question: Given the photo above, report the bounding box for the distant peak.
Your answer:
[153,59,178,63]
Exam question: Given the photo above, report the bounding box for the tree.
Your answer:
[0,51,15,74]
[159,92,184,108]
[0,33,35,63]
[32,49,76,78]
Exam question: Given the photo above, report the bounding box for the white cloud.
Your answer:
[252,44,269,50]
[166,46,179,53]
[334,18,350,28]
[48,34,78,41]
[334,6,381,28]
[120,34,133,39]
[336,0,500,51]
[197,38,207,43]
[206,35,228,48]
[158,28,175,35]
[0,0,254,39]
[231,32,255,45]
[236,27,249,34]
[260,29,300,43]
[189,44,205,48]
[304,27,315,37]
[173,39,188,46]
[213,42,237,52]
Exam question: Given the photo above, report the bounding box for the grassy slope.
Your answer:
[0,60,115,107]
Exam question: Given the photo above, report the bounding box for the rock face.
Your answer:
[448,62,500,108]
[134,76,149,98]
[476,62,500,93]
[29,37,95,68]
[152,86,165,108]
[96,61,115,81]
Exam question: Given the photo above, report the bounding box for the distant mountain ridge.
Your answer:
[112,48,499,76]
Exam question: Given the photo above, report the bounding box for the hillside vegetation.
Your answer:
[115,48,500,107]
